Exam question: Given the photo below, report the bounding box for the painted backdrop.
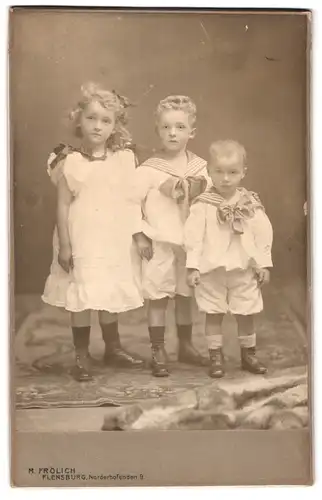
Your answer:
[11,10,308,301]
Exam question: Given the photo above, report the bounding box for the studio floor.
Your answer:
[15,407,114,432]
[13,282,308,432]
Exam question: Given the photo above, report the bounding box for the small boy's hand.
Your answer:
[133,233,153,261]
[187,269,201,288]
[58,246,73,273]
[256,268,270,287]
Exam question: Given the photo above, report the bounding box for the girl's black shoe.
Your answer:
[71,354,93,382]
[151,345,169,377]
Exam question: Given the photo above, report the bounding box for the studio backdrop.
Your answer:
[11,10,308,317]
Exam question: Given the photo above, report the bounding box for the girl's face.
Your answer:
[208,154,245,198]
[79,100,116,148]
[156,110,195,154]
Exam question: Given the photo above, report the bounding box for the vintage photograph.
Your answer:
[10,7,311,485]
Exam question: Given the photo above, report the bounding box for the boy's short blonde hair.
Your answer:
[156,95,197,125]
[209,140,247,166]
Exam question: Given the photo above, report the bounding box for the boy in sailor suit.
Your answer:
[185,140,273,378]
[132,95,209,377]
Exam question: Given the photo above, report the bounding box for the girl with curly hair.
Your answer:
[42,82,144,381]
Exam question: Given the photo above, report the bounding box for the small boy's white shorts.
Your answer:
[142,241,192,300]
[195,267,263,315]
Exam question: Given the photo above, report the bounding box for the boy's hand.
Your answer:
[256,268,270,287]
[58,246,73,273]
[187,269,201,288]
[133,233,153,261]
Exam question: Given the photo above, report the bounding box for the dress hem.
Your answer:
[41,295,144,314]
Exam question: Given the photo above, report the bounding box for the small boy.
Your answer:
[184,140,273,378]
[131,95,209,377]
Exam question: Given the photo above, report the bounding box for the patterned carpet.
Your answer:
[14,286,308,409]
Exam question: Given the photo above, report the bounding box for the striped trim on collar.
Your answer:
[140,151,206,179]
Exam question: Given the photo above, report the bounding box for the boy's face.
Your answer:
[156,110,195,153]
[208,153,245,198]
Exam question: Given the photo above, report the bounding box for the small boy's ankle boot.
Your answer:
[177,325,209,367]
[208,348,225,378]
[149,327,169,377]
[101,322,144,368]
[71,326,93,382]
[241,347,267,375]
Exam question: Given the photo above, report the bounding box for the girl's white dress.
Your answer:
[42,149,143,313]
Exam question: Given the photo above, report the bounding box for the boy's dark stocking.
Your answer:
[148,298,169,377]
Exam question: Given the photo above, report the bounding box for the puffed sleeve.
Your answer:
[46,144,70,187]
[251,209,273,268]
[62,153,87,196]
[184,202,207,270]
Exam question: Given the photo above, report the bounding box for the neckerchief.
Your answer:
[140,151,207,220]
[194,187,264,234]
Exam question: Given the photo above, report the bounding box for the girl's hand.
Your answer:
[187,269,201,288]
[133,233,153,261]
[256,268,270,287]
[58,246,73,273]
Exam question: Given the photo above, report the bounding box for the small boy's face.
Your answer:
[156,110,195,153]
[208,154,245,197]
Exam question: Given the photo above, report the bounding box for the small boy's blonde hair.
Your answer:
[156,95,197,125]
[209,140,247,166]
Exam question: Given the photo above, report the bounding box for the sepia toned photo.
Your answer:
[10,7,312,486]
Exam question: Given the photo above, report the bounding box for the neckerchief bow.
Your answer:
[194,187,264,234]
[141,152,207,221]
